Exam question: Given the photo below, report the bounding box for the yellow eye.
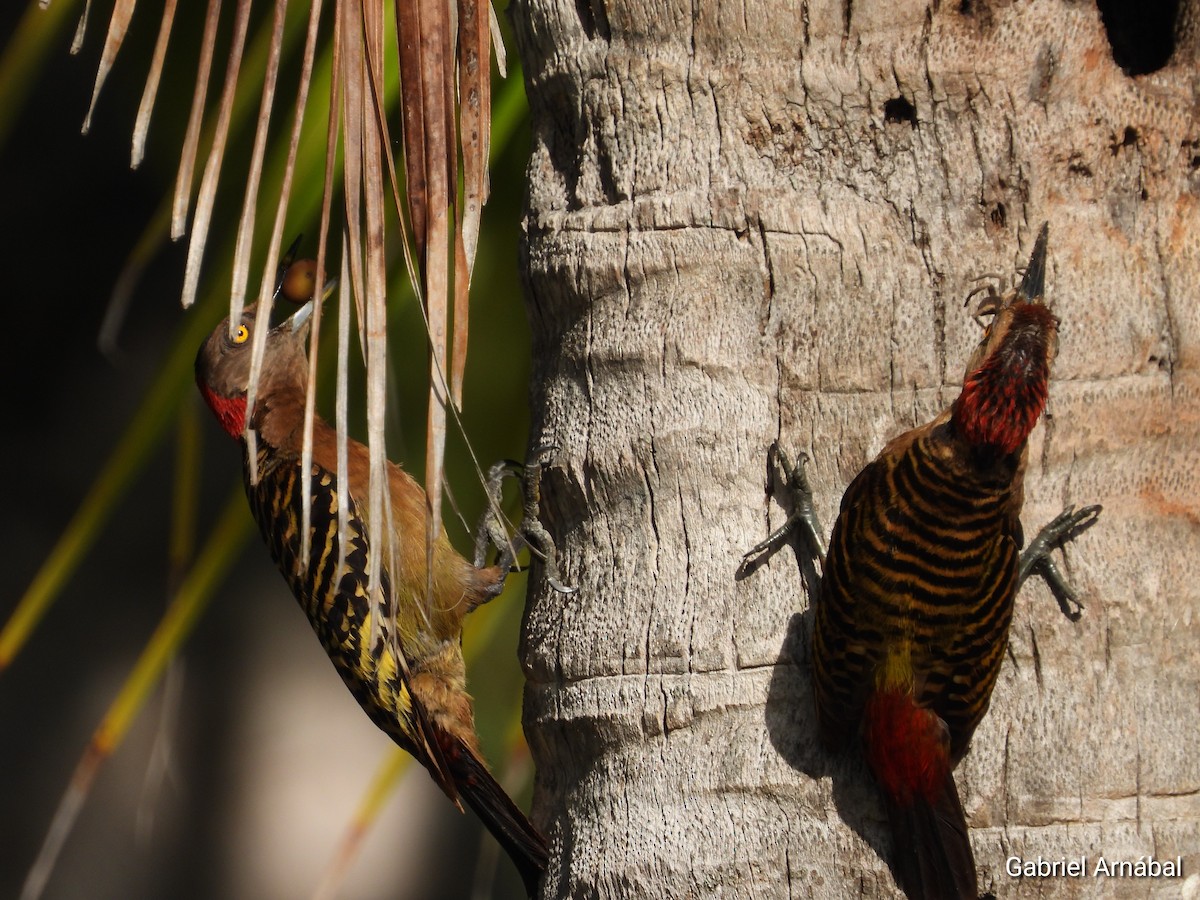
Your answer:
[233,324,250,344]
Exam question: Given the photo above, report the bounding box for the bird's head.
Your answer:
[952,224,1059,456]
[195,300,313,439]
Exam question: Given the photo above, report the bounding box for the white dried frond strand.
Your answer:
[340,83,369,365]
[457,0,491,283]
[320,1,348,583]
[283,0,328,575]
[18,760,90,900]
[451,0,492,408]
[228,0,290,329]
[246,0,326,498]
[488,1,506,78]
[300,295,320,576]
[338,0,379,651]
[131,0,178,168]
[171,0,222,241]
[81,0,135,134]
[180,0,252,310]
[335,249,352,581]
[417,0,453,611]
[69,0,92,54]
[242,269,276,488]
[361,0,398,635]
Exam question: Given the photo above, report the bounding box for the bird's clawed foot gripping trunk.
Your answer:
[743,224,1102,900]
[475,444,578,600]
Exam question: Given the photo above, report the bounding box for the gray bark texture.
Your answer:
[509,0,1200,897]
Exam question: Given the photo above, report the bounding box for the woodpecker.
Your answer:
[748,225,1100,899]
[195,292,548,895]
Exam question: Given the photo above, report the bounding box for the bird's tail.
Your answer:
[863,689,978,899]
[448,739,549,898]
[883,774,978,900]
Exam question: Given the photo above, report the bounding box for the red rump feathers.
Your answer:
[863,690,951,805]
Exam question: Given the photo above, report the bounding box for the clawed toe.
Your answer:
[475,444,575,595]
[740,442,826,576]
[1019,504,1103,621]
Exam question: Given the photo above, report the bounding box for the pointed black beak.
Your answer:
[274,234,304,297]
[1017,222,1049,302]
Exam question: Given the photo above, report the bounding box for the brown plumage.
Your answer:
[195,300,547,896]
[812,225,1063,899]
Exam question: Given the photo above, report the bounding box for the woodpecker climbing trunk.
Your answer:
[511,0,1200,896]
[810,227,1073,899]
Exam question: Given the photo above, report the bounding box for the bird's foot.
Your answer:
[1018,504,1102,621]
[475,445,576,597]
[474,458,525,572]
[739,442,826,576]
[518,447,577,595]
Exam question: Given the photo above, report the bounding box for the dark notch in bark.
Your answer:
[883,96,917,128]
[988,201,1007,230]
[1185,139,1200,172]
[1096,0,1180,75]
[574,0,611,41]
[1110,125,1140,155]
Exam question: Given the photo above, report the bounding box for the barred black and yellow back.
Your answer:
[196,298,549,896]
[243,442,548,894]
[246,447,421,749]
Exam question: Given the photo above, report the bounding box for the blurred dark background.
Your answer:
[0,2,536,898]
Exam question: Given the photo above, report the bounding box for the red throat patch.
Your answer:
[198,383,248,439]
[953,304,1055,455]
[955,362,1049,455]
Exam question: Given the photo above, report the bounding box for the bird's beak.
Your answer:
[276,277,336,336]
[279,300,314,334]
[1017,222,1049,303]
[274,234,304,296]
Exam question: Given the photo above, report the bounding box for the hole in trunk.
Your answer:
[1096,0,1179,75]
[883,97,917,127]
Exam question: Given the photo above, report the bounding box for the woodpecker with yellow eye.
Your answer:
[195,250,549,895]
[747,224,1100,899]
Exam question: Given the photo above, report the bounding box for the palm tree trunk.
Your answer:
[511,0,1200,896]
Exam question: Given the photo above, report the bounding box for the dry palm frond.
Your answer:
[11,0,512,896]
[129,0,176,167]
[68,0,502,614]
[79,0,134,134]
